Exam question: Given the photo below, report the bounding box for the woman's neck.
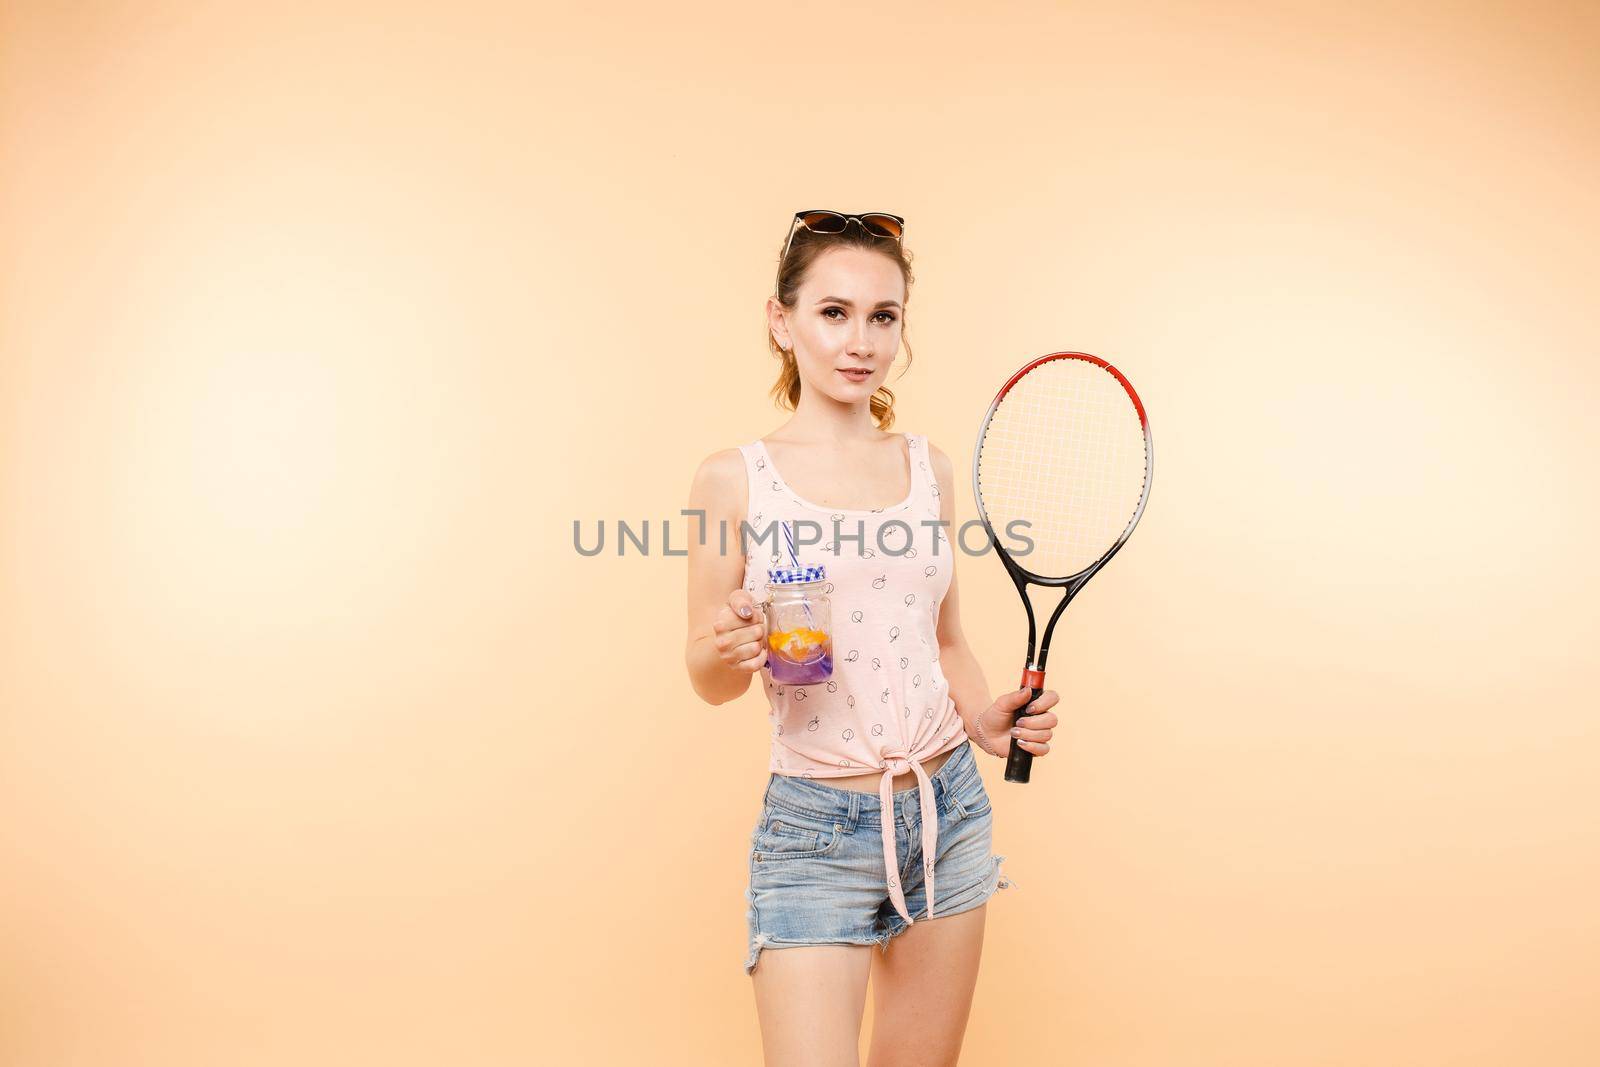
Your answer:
[775,390,885,444]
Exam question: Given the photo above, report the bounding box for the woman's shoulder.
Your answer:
[687,446,750,518]
[690,446,750,488]
[913,434,955,481]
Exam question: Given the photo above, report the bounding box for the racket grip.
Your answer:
[1004,670,1045,784]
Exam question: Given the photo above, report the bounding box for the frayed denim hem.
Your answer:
[744,855,1016,975]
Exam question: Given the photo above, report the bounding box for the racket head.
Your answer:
[973,351,1153,585]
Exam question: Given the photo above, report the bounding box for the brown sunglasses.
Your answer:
[779,210,906,266]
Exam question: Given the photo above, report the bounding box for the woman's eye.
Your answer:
[823,307,897,325]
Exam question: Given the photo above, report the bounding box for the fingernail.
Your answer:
[739,607,751,618]
[1010,727,1021,737]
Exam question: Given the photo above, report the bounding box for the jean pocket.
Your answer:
[753,811,842,861]
[953,772,992,821]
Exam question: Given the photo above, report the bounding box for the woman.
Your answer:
[684,210,1061,1066]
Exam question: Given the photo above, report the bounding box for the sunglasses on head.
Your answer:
[779,210,906,266]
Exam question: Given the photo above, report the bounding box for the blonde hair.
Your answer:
[767,220,915,430]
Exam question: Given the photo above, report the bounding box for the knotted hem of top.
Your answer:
[876,749,941,926]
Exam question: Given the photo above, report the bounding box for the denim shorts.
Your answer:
[743,739,1014,975]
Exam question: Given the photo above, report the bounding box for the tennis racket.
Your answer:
[973,351,1153,784]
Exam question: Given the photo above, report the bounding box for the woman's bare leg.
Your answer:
[751,943,874,1067]
[865,904,988,1067]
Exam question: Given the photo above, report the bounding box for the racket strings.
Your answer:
[976,359,1149,579]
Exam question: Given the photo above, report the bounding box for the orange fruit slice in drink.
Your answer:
[767,627,829,663]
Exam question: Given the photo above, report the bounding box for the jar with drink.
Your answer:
[763,564,833,685]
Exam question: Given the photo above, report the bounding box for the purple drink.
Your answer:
[768,650,833,685]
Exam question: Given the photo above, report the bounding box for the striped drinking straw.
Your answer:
[782,520,817,632]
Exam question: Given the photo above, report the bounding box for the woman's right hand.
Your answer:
[713,589,768,674]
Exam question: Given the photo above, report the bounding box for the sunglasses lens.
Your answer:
[859,214,903,239]
[800,211,849,234]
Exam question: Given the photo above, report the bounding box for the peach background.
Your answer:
[2,2,1597,1064]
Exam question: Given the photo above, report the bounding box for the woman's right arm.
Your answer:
[684,449,768,705]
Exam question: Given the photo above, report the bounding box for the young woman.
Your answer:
[684,210,1061,1067]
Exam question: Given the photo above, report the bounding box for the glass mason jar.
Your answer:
[763,565,833,685]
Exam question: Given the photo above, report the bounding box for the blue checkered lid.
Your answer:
[767,564,827,585]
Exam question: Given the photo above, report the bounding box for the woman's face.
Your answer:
[769,246,906,408]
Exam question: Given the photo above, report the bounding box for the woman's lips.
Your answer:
[838,368,872,382]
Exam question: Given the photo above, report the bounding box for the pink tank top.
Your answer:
[738,432,966,925]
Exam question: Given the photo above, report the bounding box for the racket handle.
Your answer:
[1004,670,1045,784]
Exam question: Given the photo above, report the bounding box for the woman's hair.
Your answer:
[768,219,915,430]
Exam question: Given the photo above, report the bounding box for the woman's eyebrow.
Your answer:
[815,296,903,309]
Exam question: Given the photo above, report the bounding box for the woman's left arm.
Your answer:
[928,442,1059,759]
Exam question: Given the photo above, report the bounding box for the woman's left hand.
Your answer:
[973,687,1060,758]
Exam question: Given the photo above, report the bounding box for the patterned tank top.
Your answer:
[738,432,966,924]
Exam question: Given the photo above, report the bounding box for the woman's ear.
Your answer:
[766,296,792,351]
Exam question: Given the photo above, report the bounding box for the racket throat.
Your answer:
[1012,571,1074,673]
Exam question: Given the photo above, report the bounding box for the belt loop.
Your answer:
[847,790,860,828]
